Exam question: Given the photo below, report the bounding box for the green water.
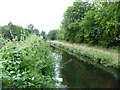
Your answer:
[52,48,120,88]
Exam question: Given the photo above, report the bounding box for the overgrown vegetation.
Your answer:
[60,1,120,48]
[47,29,65,40]
[0,35,56,88]
[0,0,119,88]
[0,22,40,41]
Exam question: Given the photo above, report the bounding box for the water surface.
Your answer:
[52,48,120,88]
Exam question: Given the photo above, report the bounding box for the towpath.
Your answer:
[48,40,118,60]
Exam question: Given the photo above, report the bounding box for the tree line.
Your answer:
[0,22,40,41]
[47,29,65,40]
[48,1,120,48]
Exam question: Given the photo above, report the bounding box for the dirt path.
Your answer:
[49,41,118,60]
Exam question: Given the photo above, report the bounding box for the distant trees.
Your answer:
[27,24,40,36]
[47,29,65,40]
[27,24,34,30]
[40,31,46,39]
[1,23,29,40]
[1,23,40,41]
[61,1,120,47]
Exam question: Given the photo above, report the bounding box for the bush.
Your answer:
[0,35,56,88]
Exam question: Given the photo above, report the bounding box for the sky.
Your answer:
[0,0,75,33]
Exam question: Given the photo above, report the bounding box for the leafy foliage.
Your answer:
[61,1,120,47]
[0,35,56,88]
[61,2,91,42]
[47,29,65,40]
[1,23,40,41]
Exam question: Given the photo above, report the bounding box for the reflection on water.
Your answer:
[52,48,120,88]
[53,52,67,88]
[53,52,62,87]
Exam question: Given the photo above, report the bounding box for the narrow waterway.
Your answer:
[52,47,120,88]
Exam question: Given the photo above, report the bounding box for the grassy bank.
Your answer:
[48,41,119,69]
[0,35,56,88]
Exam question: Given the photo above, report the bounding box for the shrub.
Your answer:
[0,35,55,88]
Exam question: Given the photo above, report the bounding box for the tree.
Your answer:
[27,24,34,30]
[47,29,65,40]
[61,2,91,43]
[1,23,29,40]
[61,1,119,47]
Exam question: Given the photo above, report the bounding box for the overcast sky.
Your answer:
[0,0,75,33]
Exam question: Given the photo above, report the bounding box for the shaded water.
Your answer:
[52,48,120,88]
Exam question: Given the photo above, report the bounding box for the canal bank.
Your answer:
[51,47,120,88]
[47,41,119,69]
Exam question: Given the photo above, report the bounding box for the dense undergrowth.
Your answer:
[0,35,56,88]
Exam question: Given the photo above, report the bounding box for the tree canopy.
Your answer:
[1,23,40,41]
[61,1,120,47]
[47,29,65,40]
